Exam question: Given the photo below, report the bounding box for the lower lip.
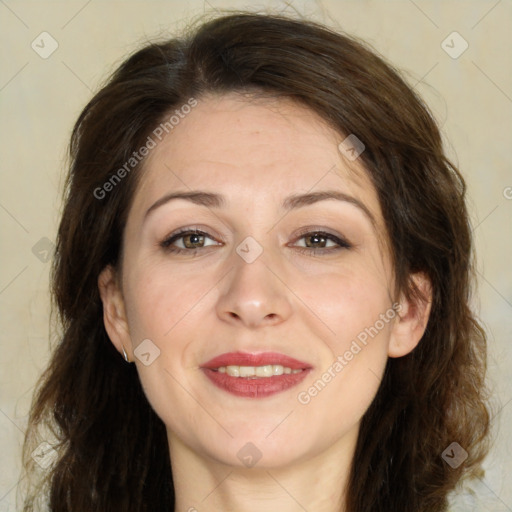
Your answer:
[201,368,311,398]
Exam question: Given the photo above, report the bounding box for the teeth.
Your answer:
[218,365,302,377]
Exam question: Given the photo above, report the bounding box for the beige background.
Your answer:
[1,1,511,510]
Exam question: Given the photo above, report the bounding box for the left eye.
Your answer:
[293,231,350,250]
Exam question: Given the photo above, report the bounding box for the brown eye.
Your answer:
[304,233,330,248]
[160,229,220,253]
[293,230,351,253]
[181,233,206,249]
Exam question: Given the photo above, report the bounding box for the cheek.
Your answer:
[293,266,393,417]
[121,266,209,429]
[295,264,393,348]
[123,263,212,342]
[295,288,392,444]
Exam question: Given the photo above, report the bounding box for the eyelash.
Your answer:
[159,227,352,256]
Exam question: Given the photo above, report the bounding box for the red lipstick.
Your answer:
[201,351,312,399]
[202,351,311,370]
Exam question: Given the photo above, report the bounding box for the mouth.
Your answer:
[200,351,312,398]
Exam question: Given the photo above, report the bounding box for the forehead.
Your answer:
[129,92,383,229]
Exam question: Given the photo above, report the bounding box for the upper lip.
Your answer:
[201,351,312,370]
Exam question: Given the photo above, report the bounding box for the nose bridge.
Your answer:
[216,237,292,327]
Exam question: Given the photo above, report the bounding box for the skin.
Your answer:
[99,93,431,512]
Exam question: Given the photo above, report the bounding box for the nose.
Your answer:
[215,245,293,329]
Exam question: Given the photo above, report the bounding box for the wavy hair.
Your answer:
[21,12,490,512]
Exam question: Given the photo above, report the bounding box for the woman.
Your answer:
[21,12,490,512]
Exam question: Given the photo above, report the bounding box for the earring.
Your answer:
[122,346,131,363]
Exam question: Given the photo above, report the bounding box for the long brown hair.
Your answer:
[21,12,490,512]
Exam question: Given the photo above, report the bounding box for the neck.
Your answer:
[167,427,357,512]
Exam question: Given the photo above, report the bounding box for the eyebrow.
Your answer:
[144,189,376,227]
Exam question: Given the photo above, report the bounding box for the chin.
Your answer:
[202,432,312,470]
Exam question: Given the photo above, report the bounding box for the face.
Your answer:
[100,92,429,469]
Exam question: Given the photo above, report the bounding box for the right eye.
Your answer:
[159,229,221,254]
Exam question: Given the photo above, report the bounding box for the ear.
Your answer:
[98,264,132,361]
[388,272,432,358]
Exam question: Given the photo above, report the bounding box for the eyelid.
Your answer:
[289,227,352,251]
[159,227,221,249]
